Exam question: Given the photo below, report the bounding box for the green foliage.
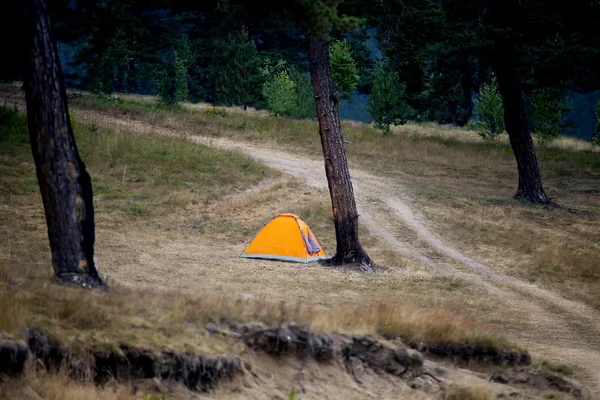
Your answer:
[204,107,229,118]
[369,0,467,124]
[84,32,137,94]
[289,68,316,119]
[347,30,378,95]
[263,71,296,116]
[592,101,600,146]
[0,105,29,154]
[206,31,264,107]
[367,67,413,136]
[472,78,505,140]
[294,0,364,41]
[537,361,573,377]
[159,37,194,105]
[329,39,360,98]
[262,60,297,117]
[531,86,570,147]
[288,387,296,400]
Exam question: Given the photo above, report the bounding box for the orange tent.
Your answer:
[241,213,327,263]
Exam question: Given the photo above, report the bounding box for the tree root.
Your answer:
[55,272,108,290]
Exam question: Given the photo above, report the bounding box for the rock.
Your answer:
[407,374,442,393]
[409,341,531,366]
[24,328,243,393]
[341,335,423,377]
[243,323,334,361]
[490,367,582,397]
[0,340,29,375]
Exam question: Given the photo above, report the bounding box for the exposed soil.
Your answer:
[1,324,575,399]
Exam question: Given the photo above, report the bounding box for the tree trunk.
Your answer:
[21,0,105,288]
[308,36,372,271]
[493,38,551,204]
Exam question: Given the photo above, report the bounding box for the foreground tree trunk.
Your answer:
[493,38,551,204]
[308,36,373,271]
[21,0,105,288]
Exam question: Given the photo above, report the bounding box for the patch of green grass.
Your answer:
[121,203,150,217]
[536,360,573,377]
[0,104,273,222]
[78,120,271,216]
[73,94,189,117]
[0,105,29,156]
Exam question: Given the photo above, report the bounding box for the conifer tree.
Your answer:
[206,31,264,107]
[367,67,413,136]
[329,39,360,99]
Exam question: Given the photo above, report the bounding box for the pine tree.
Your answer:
[262,61,297,116]
[472,77,505,140]
[159,37,194,105]
[206,31,264,107]
[289,67,316,119]
[329,39,360,99]
[347,30,377,95]
[531,86,570,147]
[367,67,413,136]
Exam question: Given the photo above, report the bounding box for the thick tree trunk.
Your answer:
[21,0,105,288]
[308,36,372,271]
[493,38,551,204]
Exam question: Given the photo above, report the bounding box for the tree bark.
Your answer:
[21,0,105,288]
[308,36,373,271]
[493,38,551,204]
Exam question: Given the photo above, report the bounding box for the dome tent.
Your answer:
[241,213,327,263]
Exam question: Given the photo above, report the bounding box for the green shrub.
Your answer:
[531,86,570,147]
[262,68,296,117]
[0,105,29,154]
[472,77,505,140]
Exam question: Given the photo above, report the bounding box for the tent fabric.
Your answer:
[241,213,327,263]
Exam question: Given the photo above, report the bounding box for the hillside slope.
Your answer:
[0,85,597,399]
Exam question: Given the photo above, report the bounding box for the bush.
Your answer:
[262,65,296,117]
[472,77,505,140]
[592,101,600,146]
[531,86,570,147]
[0,105,29,154]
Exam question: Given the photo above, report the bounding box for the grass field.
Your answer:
[0,85,597,398]
[71,93,600,310]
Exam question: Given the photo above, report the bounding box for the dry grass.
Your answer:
[64,91,600,310]
[3,279,519,354]
[0,369,140,400]
[0,102,521,359]
[445,385,491,400]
